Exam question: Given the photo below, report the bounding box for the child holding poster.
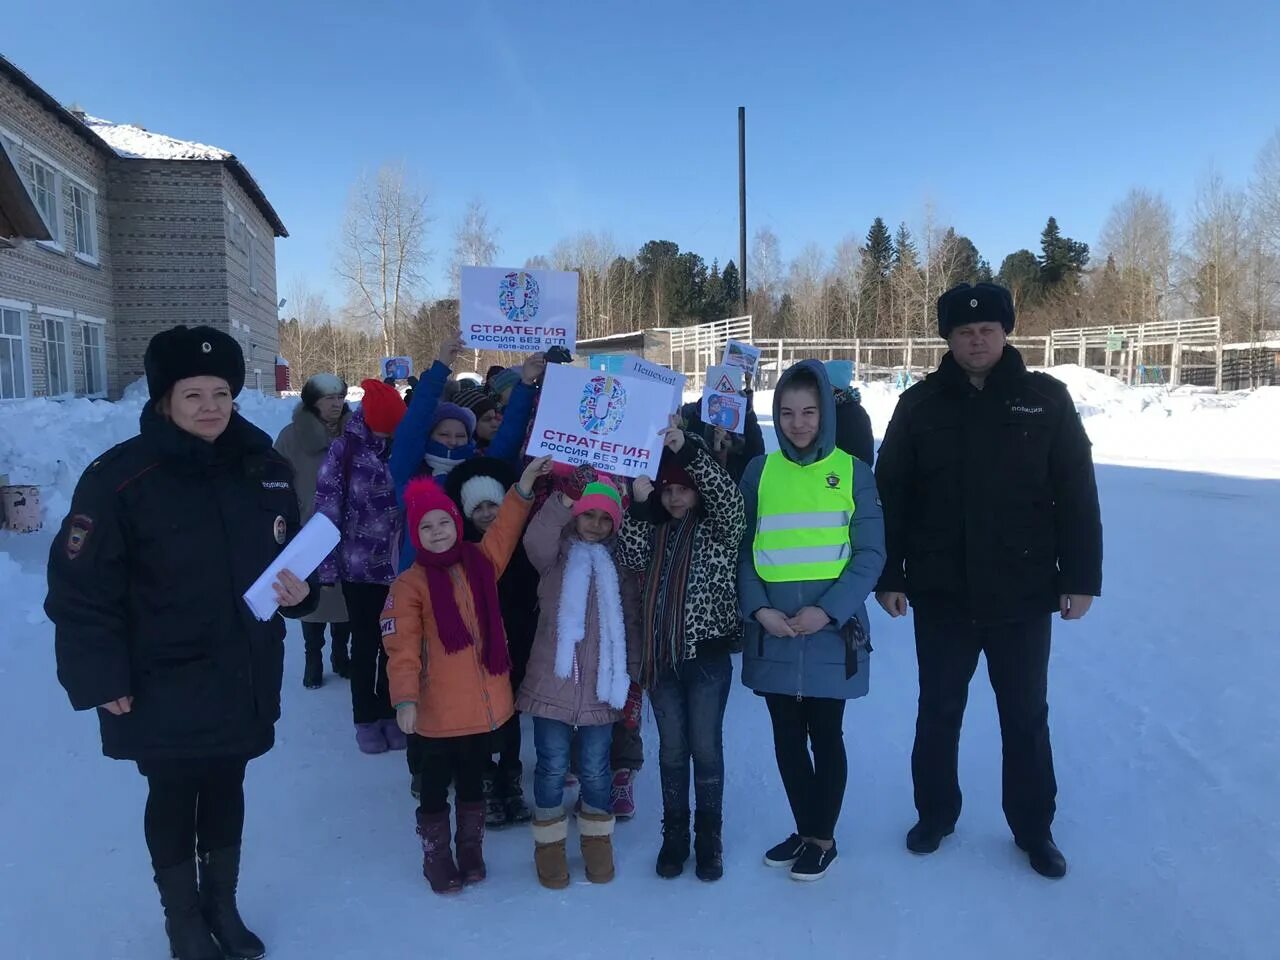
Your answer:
[382,454,553,894]
[390,333,547,573]
[517,483,642,889]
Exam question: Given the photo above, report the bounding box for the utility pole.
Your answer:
[738,106,747,315]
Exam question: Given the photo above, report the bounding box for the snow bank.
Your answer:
[0,382,298,526]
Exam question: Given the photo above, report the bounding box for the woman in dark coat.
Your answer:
[46,326,315,960]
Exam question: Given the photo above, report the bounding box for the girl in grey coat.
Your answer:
[737,359,886,881]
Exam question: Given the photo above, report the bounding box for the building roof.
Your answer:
[80,114,288,238]
[0,54,288,238]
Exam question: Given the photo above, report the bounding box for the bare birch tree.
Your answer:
[336,163,432,357]
[1098,189,1175,324]
[448,199,500,298]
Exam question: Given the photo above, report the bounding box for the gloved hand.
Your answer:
[396,703,418,735]
[622,681,643,731]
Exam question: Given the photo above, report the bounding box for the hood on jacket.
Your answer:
[773,359,837,466]
[289,401,350,453]
[443,456,518,541]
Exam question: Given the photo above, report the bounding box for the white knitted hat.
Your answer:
[460,475,507,518]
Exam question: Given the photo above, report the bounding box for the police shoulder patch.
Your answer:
[66,514,95,560]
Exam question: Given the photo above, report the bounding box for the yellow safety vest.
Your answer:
[753,448,856,583]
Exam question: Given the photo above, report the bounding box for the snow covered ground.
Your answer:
[1,370,1277,959]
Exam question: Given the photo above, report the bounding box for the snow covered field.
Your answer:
[1,369,1277,959]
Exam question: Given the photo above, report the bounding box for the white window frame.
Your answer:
[70,181,98,264]
[0,300,32,401]
[40,314,73,398]
[79,314,108,398]
[28,157,63,250]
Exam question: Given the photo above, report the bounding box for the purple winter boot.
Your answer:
[381,718,408,751]
[455,801,488,884]
[355,722,388,755]
[416,808,462,895]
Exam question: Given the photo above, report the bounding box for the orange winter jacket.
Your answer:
[383,486,533,738]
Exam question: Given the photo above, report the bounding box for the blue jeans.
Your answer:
[649,653,733,818]
[532,718,613,813]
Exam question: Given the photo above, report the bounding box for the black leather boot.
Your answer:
[693,810,724,882]
[198,846,265,960]
[655,812,691,878]
[153,860,221,960]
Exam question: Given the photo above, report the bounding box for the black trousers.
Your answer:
[140,756,249,870]
[301,620,351,655]
[341,582,394,725]
[763,694,847,842]
[911,611,1056,844]
[416,733,493,816]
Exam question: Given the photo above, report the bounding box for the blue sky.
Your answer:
[7,0,1280,309]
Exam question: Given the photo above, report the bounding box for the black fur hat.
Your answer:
[144,325,245,400]
[937,283,1016,338]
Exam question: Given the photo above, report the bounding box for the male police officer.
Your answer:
[874,282,1102,879]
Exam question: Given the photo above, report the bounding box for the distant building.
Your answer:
[0,53,287,400]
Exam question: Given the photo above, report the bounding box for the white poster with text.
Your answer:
[620,355,686,414]
[526,364,670,479]
[460,266,578,352]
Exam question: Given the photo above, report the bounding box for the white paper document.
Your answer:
[242,514,341,621]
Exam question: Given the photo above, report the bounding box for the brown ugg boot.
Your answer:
[577,805,616,884]
[532,808,570,890]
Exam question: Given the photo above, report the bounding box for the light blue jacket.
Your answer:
[737,360,886,699]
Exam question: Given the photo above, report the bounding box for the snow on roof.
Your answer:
[80,114,232,162]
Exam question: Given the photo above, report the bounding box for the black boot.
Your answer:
[153,860,221,960]
[482,764,508,828]
[655,813,691,878]
[693,810,723,882]
[503,766,532,825]
[1017,835,1068,879]
[303,631,324,689]
[303,650,323,689]
[198,846,265,960]
[906,819,954,855]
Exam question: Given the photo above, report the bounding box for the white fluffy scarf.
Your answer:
[556,541,629,710]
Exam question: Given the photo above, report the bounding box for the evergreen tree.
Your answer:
[893,222,918,270]
[997,249,1041,307]
[721,260,742,311]
[702,259,726,322]
[1039,216,1090,285]
[864,217,895,278]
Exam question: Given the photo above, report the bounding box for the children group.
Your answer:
[274,330,879,895]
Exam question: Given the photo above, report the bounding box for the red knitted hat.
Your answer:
[657,452,697,492]
[404,477,462,545]
[359,379,406,434]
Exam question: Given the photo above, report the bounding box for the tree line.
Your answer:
[280,131,1280,387]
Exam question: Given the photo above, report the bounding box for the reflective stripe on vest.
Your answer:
[753,448,855,582]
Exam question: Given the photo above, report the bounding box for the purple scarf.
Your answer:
[415,541,511,676]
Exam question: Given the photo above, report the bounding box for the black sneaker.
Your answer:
[906,820,954,855]
[763,833,807,868]
[1017,836,1067,879]
[789,841,838,882]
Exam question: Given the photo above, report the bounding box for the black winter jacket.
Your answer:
[443,457,540,690]
[834,388,875,465]
[874,346,1103,621]
[46,406,317,763]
